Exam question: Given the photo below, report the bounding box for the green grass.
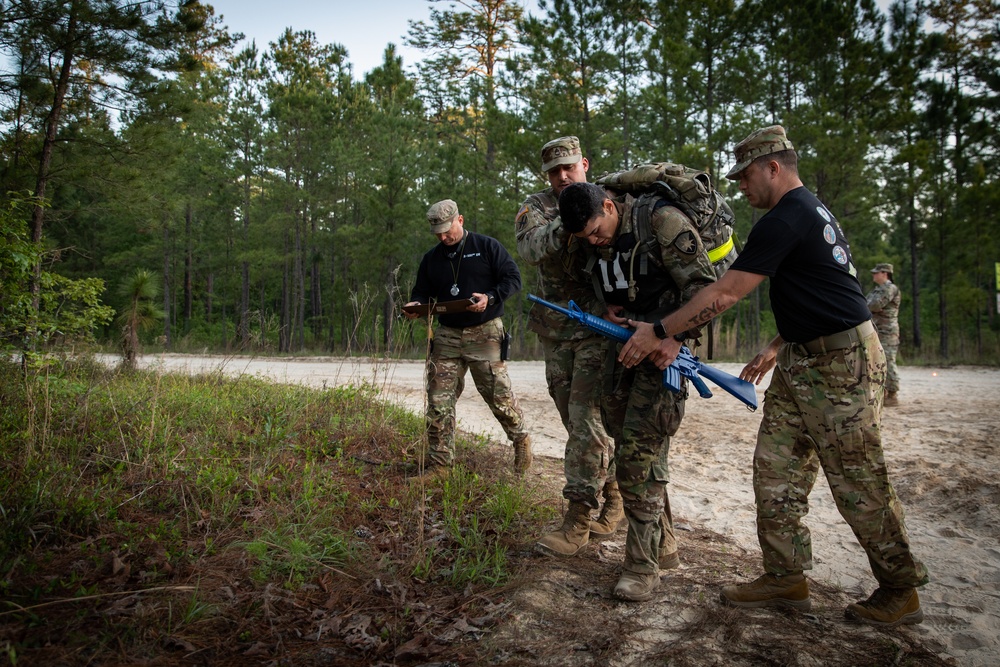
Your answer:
[0,356,551,665]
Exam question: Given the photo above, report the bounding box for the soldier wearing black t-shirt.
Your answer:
[620,126,928,627]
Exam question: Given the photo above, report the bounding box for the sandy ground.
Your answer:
[134,352,1000,666]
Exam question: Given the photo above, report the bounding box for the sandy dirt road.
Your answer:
[133,353,1000,666]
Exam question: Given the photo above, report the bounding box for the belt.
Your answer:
[801,320,875,355]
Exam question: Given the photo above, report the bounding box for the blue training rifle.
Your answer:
[528,294,758,411]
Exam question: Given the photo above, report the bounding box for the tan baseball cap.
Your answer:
[726,125,795,180]
[427,199,459,234]
[541,136,582,173]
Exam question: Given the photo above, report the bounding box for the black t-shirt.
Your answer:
[410,230,521,329]
[730,187,870,343]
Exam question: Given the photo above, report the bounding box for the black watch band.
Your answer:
[653,321,668,340]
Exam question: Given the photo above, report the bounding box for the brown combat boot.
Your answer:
[536,502,592,557]
[513,435,533,473]
[589,481,625,540]
[720,573,811,611]
[614,570,659,602]
[884,391,899,406]
[845,587,923,626]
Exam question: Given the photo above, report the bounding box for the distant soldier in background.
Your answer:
[867,263,901,406]
[515,137,622,557]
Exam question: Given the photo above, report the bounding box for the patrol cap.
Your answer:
[541,136,582,173]
[427,199,459,234]
[871,263,894,274]
[725,125,795,180]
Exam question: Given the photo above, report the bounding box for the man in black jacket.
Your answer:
[404,199,532,478]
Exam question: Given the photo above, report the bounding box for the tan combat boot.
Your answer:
[720,573,811,611]
[589,481,625,540]
[884,391,899,406]
[614,570,659,602]
[536,502,592,557]
[845,587,923,626]
[514,435,533,473]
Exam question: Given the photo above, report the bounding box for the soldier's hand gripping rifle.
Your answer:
[527,294,758,410]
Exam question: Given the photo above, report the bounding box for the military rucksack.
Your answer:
[594,162,739,358]
[594,162,739,279]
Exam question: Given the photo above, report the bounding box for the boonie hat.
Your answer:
[871,263,894,274]
[726,125,795,180]
[427,199,459,234]
[541,136,582,173]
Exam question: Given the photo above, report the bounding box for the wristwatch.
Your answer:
[487,294,496,307]
[653,321,668,340]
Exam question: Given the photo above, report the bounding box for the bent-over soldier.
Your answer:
[559,181,716,601]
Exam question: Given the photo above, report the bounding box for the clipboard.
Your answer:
[402,298,476,316]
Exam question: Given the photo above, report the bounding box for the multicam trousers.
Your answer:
[602,351,685,575]
[883,342,899,394]
[424,318,527,467]
[541,334,614,509]
[755,330,929,588]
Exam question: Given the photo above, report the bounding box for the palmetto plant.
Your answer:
[117,269,163,369]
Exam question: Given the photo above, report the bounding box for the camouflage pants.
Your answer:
[541,335,614,509]
[424,318,527,467]
[754,331,928,588]
[603,351,685,575]
[882,341,899,394]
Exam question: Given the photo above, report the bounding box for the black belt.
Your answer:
[801,320,875,355]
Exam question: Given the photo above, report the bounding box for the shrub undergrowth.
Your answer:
[0,357,553,665]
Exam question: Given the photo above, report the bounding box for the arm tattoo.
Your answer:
[688,299,727,329]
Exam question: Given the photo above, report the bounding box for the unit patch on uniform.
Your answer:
[823,224,837,245]
[816,206,831,222]
[673,230,698,255]
[515,204,530,228]
[832,246,848,265]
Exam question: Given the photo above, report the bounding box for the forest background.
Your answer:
[1,0,998,364]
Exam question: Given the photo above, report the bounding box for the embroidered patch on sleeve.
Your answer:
[673,230,698,255]
[515,204,530,228]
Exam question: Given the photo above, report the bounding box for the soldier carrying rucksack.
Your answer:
[556,180,718,602]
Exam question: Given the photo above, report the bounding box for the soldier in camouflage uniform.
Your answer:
[515,137,622,558]
[621,126,928,626]
[404,199,532,480]
[560,181,717,601]
[867,263,901,406]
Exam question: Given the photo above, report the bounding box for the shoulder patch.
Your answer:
[515,204,530,228]
[673,230,698,255]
